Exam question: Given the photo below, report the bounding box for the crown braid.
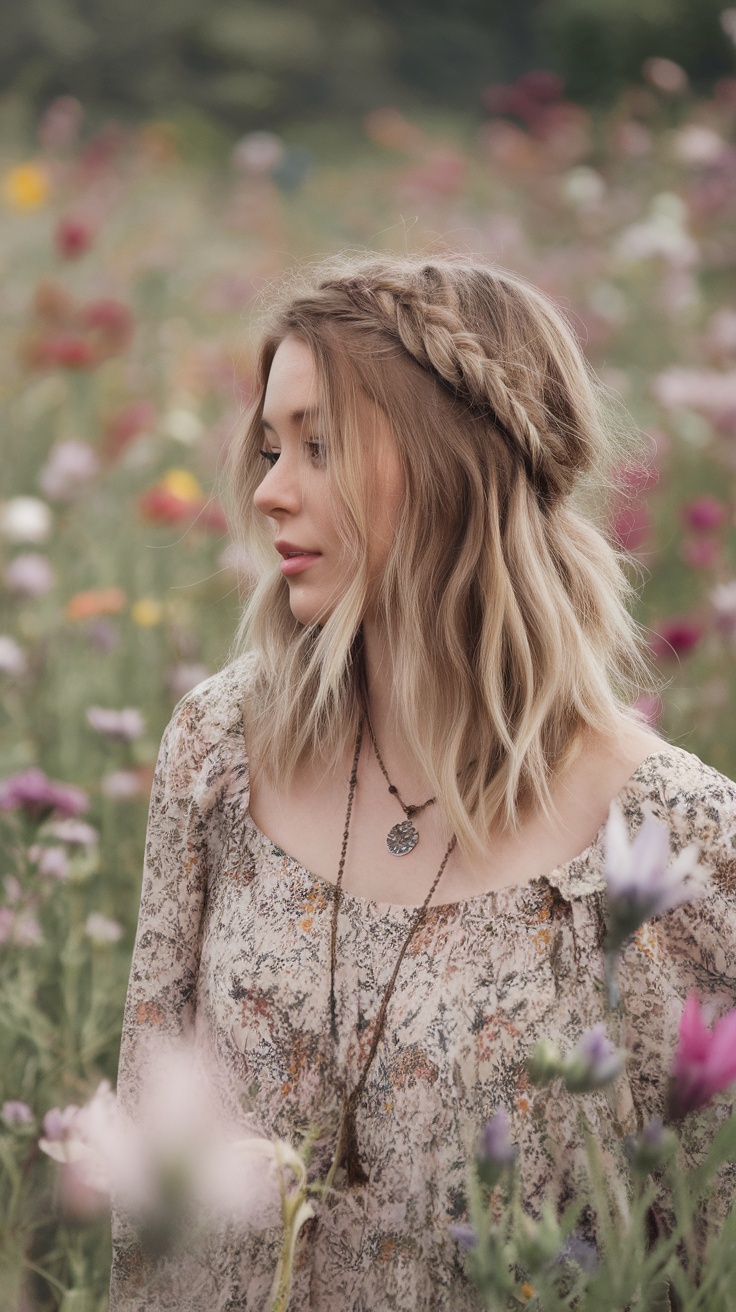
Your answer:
[321,266,561,495]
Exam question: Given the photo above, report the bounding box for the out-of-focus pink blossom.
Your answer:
[41,1103,82,1148]
[28,843,70,880]
[681,495,728,532]
[401,150,467,199]
[0,767,88,821]
[86,706,145,741]
[680,538,721,570]
[166,664,209,702]
[38,440,100,501]
[232,132,285,175]
[4,552,55,598]
[85,912,123,944]
[37,97,83,152]
[652,368,736,412]
[2,1100,33,1126]
[0,906,44,948]
[674,126,728,167]
[604,806,707,954]
[45,818,98,847]
[0,636,27,676]
[650,619,703,660]
[0,497,52,544]
[666,994,736,1120]
[55,217,94,260]
[643,58,688,94]
[101,769,144,799]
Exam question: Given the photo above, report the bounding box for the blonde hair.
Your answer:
[226,251,657,862]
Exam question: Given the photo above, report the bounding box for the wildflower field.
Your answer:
[2,61,736,1309]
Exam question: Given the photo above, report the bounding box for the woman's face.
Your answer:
[253,334,404,627]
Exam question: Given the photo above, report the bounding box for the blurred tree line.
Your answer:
[1,0,734,134]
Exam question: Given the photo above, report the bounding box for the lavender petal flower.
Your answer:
[604,805,709,954]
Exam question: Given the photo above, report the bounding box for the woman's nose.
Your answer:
[252,456,301,518]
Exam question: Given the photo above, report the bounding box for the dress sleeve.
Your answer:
[108,696,213,1309]
[618,756,736,1231]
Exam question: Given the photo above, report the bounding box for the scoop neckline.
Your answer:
[244,747,674,915]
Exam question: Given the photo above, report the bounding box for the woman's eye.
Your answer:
[258,449,279,468]
[307,441,326,461]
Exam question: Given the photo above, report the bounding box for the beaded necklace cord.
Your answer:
[328,716,457,1186]
[362,710,436,854]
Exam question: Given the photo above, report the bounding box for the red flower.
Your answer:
[39,335,96,369]
[138,488,195,525]
[55,217,94,260]
[105,401,157,459]
[650,619,702,660]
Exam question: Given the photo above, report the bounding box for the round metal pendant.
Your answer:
[386,819,419,856]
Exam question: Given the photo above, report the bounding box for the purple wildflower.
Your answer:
[2,1100,33,1127]
[28,844,70,880]
[624,1116,676,1174]
[0,767,89,821]
[563,1024,625,1093]
[604,805,708,954]
[38,439,100,502]
[477,1108,518,1187]
[448,1222,478,1250]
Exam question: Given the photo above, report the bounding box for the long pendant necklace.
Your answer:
[328,716,456,1186]
[362,710,436,855]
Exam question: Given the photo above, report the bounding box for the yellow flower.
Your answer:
[3,163,51,210]
[160,468,203,503]
[132,598,163,627]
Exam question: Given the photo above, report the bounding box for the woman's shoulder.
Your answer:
[625,740,736,884]
[160,651,259,765]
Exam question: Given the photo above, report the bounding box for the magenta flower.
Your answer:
[0,767,88,821]
[650,619,703,661]
[681,495,728,532]
[666,994,736,1121]
[604,806,708,954]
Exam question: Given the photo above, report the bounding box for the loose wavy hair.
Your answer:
[225,251,658,861]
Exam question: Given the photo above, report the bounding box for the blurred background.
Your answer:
[2,2,736,1308]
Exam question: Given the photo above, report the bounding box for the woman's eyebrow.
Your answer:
[261,406,321,433]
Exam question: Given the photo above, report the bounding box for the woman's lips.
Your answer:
[280,553,321,576]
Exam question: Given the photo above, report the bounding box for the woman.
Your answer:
[110,253,736,1310]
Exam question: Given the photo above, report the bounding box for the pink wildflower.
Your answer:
[4,552,55,598]
[0,767,88,821]
[85,913,123,945]
[681,496,728,532]
[55,217,94,260]
[666,994,736,1120]
[38,439,99,501]
[2,1100,33,1127]
[0,636,27,677]
[650,619,702,661]
[28,843,70,880]
[86,706,145,741]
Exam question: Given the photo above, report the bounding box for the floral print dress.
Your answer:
[109,655,736,1311]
